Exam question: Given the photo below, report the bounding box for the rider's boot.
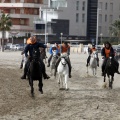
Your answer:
[47,62,50,67]
[66,59,72,78]
[42,64,50,79]
[115,66,120,74]
[43,73,50,79]
[97,63,99,67]
[21,69,27,79]
[54,58,61,77]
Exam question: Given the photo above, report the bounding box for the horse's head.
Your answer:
[91,51,98,59]
[32,48,40,60]
[106,56,112,67]
[52,50,57,57]
[61,53,69,59]
[61,57,67,67]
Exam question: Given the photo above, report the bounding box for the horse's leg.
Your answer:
[65,74,68,90]
[50,67,52,75]
[110,75,114,89]
[58,74,61,89]
[30,77,34,96]
[38,77,43,94]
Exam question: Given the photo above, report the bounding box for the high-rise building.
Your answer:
[0,0,43,38]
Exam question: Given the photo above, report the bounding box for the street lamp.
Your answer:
[100,33,103,43]
[60,33,63,45]
[96,8,101,46]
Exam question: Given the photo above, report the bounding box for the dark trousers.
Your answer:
[48,54,53,64]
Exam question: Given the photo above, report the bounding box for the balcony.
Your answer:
[0,3,41,8]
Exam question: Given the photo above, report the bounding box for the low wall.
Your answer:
[70,44,84,54]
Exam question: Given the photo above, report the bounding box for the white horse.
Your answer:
[50,50,58,75]
[57,53,69,90]
[87,51,98,76]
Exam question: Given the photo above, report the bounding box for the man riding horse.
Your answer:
[54,41,72,78]
[47,44,59,67]
[21,36,50,80]
[101,41,120,76]
[86,44,99,67]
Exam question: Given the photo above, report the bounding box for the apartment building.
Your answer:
[0,0,43,38]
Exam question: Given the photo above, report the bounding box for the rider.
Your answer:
[47,43,59,67]
[21,35,50,80]
[55,43,60,56]
[54,41,72,78]
[101,41,120,76]
[86,44,99,67]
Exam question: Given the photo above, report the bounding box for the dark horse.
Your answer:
[27,48,43,96]
[103,57,116,89]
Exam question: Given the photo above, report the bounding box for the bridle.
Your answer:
[61,57,67,67]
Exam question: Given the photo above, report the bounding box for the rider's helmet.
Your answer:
[52,45,57,50]
[92,44,96,49]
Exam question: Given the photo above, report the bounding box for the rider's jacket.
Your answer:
[49,46,59,55]
[24,42,46,57]
[101,47,114,58]
[61,45,70,55]
[56,45,60,53]
[89,47,96,54]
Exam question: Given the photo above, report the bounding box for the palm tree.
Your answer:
[0,11,12,52]
[109,19,120,44]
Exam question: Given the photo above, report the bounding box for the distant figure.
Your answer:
[86,44,99,67]
[54,41,72,78]
[47,43,59,67]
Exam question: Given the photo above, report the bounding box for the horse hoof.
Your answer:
[39,89,43,94]
[65,88,69,91]
[59,88,65,90]
[31,93,34,97]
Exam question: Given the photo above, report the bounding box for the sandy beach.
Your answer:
[0,50,120,120]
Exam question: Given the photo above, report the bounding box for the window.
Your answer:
[99,14,102,23]
[20,19,24,25]
[105,15,107,22]
[76,13,79,23]
[105,3,107,10]
[76,1,79,10]
[109,15,113,23]
[110,3,113,11]
[99,2,102,9]
[82,14,85,23]
[98,26,102,35]
[82,1,85,11]
[34,9,37,14]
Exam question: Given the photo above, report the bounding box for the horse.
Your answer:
[103,56,116,89]
[40,47,47,63]
[27,48,43,96]
[87,51,98,76]
[57,53,69,90]
[50,50,59,75]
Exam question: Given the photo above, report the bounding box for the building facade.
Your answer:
[1,0,120,44]
[0,0,43,39]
